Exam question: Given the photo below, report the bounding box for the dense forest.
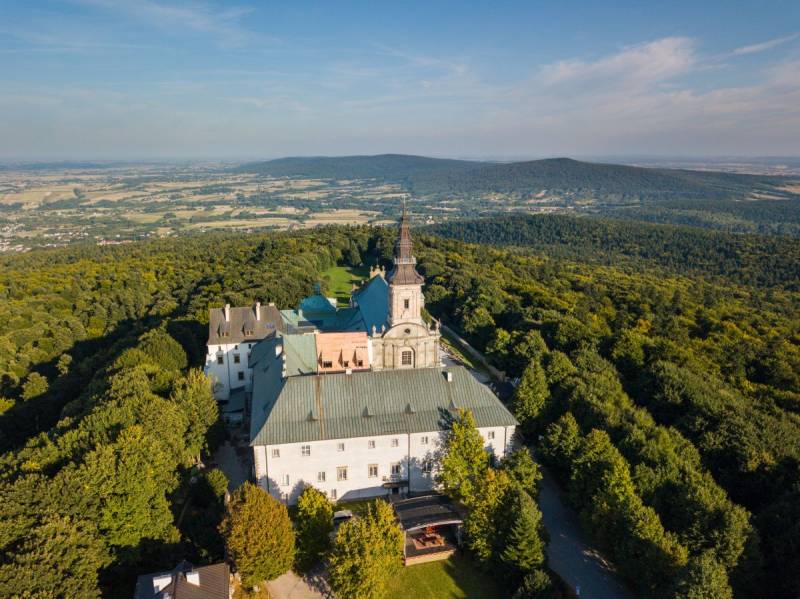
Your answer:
[601,198,800,238]
[237,154,794,201]
[411,226,800,597]
[1,221,799,596]
[427,213,800,289]
[0,228,372,596]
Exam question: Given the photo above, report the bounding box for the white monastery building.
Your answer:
[205,208,518,504]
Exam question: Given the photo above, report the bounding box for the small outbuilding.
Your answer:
[392,494,464,565]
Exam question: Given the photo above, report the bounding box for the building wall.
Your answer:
[204,341,259,400]
[370,321,441,370]
[388,283,424,325]
[254,425,515,505]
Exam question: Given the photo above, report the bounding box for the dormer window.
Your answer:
[322,361,333,368]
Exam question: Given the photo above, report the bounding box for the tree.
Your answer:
[21,372,48,400]
[170,369,218,461]
[498,486,547,580]
[463,468,513,563]
[672,552,733,599]
[219,482,295,587]
[0,515,110,599]
[512,359,548,437]
[501,447,542,492]
[512,568,559,599]
[539,412,581,476]
[438,408,490,503]
[295,486,334,571]
[329,500,403,599]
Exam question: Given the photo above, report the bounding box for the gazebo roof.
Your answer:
[392,495,464,532]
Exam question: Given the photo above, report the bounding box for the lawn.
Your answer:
[321,264,371,305]
[386,554,503,599]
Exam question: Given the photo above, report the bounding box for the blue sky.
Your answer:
[1,1,799,159]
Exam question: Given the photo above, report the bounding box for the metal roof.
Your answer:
[250,363,518,446]
[392,494,464,531]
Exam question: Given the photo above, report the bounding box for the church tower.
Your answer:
[386,203,425,326]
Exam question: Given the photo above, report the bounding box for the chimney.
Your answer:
[255,301,261,321]
[445,371,453,382]
[185,570,200,586]
[152,575,172,593]
[345,368,352,375]
[223,304,230,322]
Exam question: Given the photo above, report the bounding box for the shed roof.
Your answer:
[250,364,517,446]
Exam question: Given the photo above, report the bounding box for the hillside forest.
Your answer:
[0,216,798,596]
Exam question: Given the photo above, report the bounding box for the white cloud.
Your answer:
[732,33,799,56]
[73,0,267,46]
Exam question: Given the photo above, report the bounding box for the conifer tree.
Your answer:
[512,359,548,437]
[498,486,546,580]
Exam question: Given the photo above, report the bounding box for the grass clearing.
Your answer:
[386,554,503,599]
[322,264,372,305]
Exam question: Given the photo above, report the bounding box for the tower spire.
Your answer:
[386,199,423,286]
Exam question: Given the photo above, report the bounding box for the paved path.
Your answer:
[538,466,636,599]
[213,441,248,492]
[267,566,331,599]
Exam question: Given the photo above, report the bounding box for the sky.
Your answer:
[1,0,799,160]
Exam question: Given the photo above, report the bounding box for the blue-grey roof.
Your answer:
[351,275,389,333]
[250,364,518,446]
[280,276,389,335]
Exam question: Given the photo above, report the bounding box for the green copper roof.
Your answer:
[250,365,518,446]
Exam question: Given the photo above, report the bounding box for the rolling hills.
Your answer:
[236,154,794,201]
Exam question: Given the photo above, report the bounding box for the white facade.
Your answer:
[254,425,515,504]
[204,341,258,399]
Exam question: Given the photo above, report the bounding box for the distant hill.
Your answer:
[234,153,478,184]
[236,154,791,201]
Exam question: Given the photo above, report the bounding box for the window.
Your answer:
[487,431,495,440]
[356,360,364,367]
[248,344,252,349]
[301,445,311,457]
[391,463,401,476]
[337,467,348,481]
[404,298,410,309]
[237,371,244,381]
[401,351,413,366]
[391,438,399,447]
[337,442,345,452]
[272,448,280,458]
[244,329,253,337]
[322,361,333,368]
[233,354,241,364]
[422,460,433,474]
[420,436,429,445]
[368,440,376,449]
[343,360,349,367]
[216,355,224,365]
[281,474,290,487]
[368,464,378,478]
[317,471,326,483]
[234,345,238,350]
[330,489,337,500]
